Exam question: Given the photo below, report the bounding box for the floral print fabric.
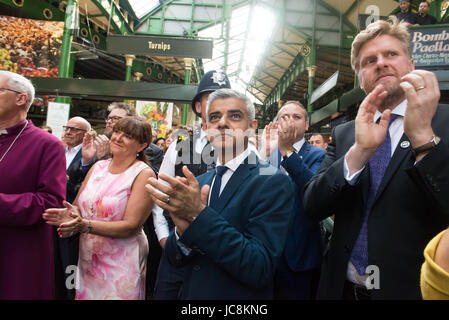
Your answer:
[76,159,149,300]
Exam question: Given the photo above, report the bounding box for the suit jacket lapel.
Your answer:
[373,133,411,204]
[67,149,82,173]
[297,142,309,159]
[213,155,257,213]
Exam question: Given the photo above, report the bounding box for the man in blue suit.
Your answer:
[261,101,325,299]
[146,89,294,299]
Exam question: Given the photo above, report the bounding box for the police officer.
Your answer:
[152,70,231,299]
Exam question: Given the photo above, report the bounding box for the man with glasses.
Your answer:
[0,70,66,299]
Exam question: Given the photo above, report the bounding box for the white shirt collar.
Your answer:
[199,128,208,142]
[65,143,82,154]
[0,129,7,135]
[374,99,407,123]
[293,138,305,153]
[216,148,252,173]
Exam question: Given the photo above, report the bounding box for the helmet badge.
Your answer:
[211,71,227,86]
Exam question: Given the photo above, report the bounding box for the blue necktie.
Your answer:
[351,114,399,275]
[209,166,228,209]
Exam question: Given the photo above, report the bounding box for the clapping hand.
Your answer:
[43,201,84,238]
[278,115,297,157]
[400,70,439,150]
[82,131,97,164]
[145,166,210,236]
[260,122,279,160]
[346,84,392,175]
[94,134,110,160]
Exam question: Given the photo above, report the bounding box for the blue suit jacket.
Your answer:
[269,142,326,272]
[164,153,294,299]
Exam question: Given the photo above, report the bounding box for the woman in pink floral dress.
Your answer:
[44,117,155,300]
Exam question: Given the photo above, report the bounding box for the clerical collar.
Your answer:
[0,120,29,136]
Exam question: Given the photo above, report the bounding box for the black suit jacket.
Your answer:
[144,143,163,175]
[66,149,83,203]
[304,104,449,299]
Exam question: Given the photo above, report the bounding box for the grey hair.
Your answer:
[70,116,91,132]
[107,101,137,116]
[206,88,255,124]
[0,70,35,111]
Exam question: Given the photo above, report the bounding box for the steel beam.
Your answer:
[90,0,132,34]
[31,77,197,103]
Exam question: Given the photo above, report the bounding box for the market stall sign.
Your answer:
[410,26,449,68]
[107,35,213,59]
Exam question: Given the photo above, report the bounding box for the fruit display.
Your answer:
[0,15,63,77]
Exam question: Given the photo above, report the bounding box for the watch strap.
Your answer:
[411,135,440,157]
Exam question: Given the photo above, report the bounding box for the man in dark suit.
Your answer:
[146,88,294,299]
[55,116,90,299]
[261,101,325,299]
[303,16,449,300]
[151,70,231,299]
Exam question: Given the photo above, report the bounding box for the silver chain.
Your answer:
[0,121,28,163]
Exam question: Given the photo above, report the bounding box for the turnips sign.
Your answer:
[107,35,213,59]
[410,26,449,68]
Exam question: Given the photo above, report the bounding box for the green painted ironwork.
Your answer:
[182,66,191,125]
[0,0,65,21]
[56,0,76,105]
[90,0,132,35]
[307,0,317,113]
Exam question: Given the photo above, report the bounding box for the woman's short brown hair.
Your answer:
[351,16,411,73]
[113,116,152,164]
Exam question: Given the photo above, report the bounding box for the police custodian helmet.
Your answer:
[191,70,231,117]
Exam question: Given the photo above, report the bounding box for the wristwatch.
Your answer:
[411,135,440,157]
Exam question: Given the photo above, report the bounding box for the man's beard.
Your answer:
[379,82,405,111]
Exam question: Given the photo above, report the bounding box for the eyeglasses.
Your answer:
[106,116,123,123]
[62,126,87,133]
[0,87,22,94]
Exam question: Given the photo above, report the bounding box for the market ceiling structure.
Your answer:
[1,0,449,129]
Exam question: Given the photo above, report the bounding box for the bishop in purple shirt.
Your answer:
[0,71,66,299]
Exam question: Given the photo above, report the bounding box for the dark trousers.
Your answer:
[143,216,162,300]
[53,227,79,300]
[153,247,186,300]
[342,280,372,300]
[273,255,320,300]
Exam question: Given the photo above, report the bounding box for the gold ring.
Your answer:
[416,86,425,91]
[166,197,170,204]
